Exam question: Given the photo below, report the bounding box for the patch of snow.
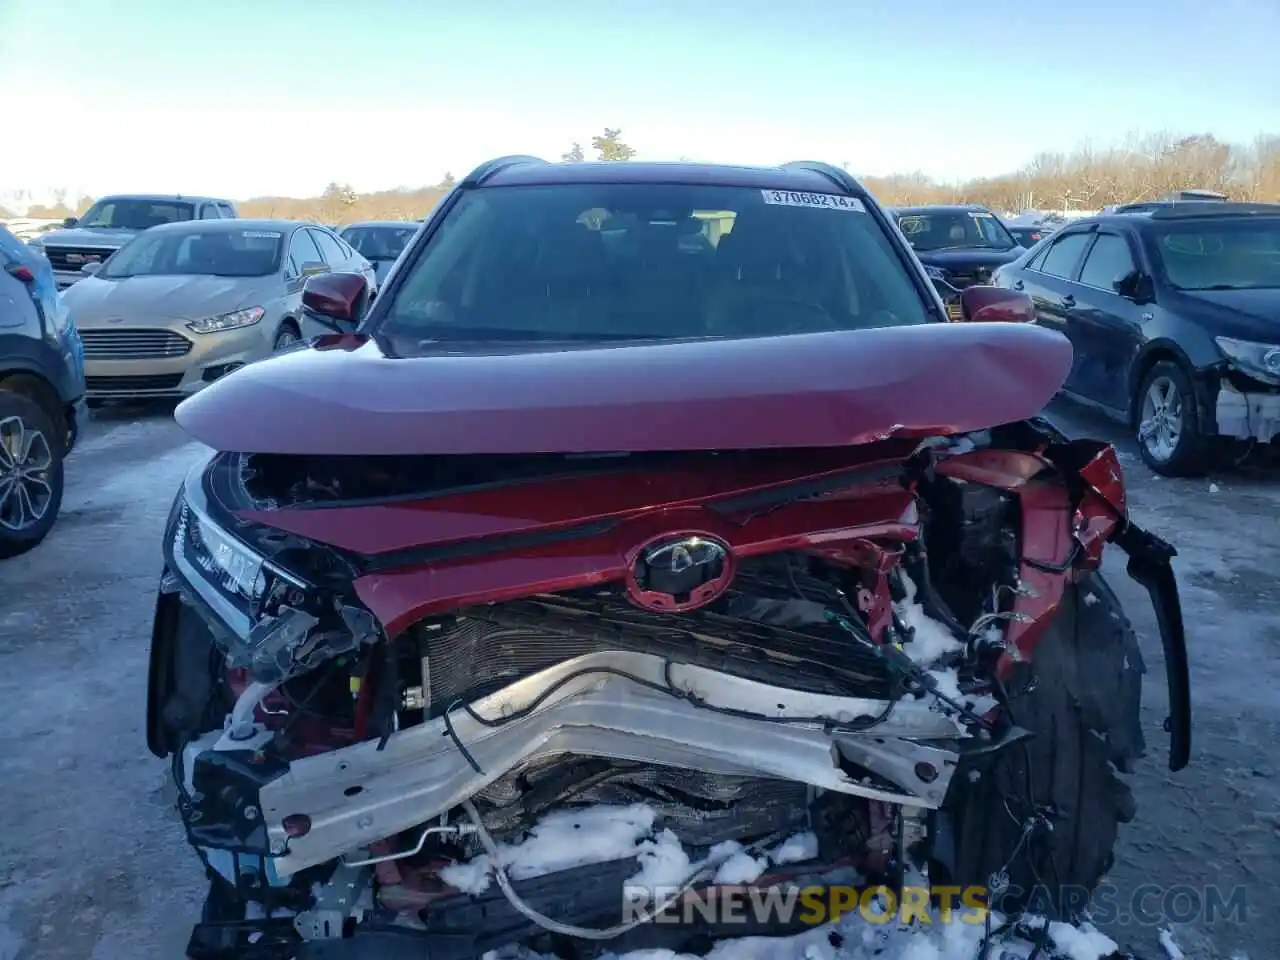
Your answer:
[1158,928,1185,959]
[713,851,768,885]
[632,828,702,889]
[1083,592,1099,606]
[440,803,658,894]
[895,573,963,665]
[1209,483,1221,494]
[1046,921,1118,960]
[769,832,818,865]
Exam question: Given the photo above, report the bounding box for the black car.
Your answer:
[338,220,421,286]
[990,202,1280,476]
[1006,223,1054,248]
[890,205,1026,317]
[0,224,87,557]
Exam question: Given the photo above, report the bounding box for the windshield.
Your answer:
[77,198,196,230]
[896,210,1018,252]
[1152,219,1280,290]
[99,227,284,279]
[375,183,932,343]
[341,225,417,260]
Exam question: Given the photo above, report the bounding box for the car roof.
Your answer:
[1032,204,1280,235]
[341,220,418,229]
[95,193,233,205]
[142,218,309,235]
[890,204,992,216]
[1145,201,1280,220]
[477,159,866,195]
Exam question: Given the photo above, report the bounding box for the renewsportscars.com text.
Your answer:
[621,883,1249,928]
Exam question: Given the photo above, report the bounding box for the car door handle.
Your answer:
[1061,294,1076,307]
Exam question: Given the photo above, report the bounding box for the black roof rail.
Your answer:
[780,161,867,195]
[461,155,548,187]
[1147,201,1280,220]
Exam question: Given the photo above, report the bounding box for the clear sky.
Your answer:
[2,0,1278,207]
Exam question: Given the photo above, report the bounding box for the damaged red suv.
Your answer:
[147,157,1191,960]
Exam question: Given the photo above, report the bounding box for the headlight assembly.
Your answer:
[1214,336,1280,386]
[187,306,265,335]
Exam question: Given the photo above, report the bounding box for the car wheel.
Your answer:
[0,390,66,560]
[934,573,1142,921]
[1135,360,1210,477]
[273,323,301,351]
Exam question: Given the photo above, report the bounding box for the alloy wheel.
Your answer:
[0,415,55,532]
[274,329,300,350]
[1138,375,1183,463]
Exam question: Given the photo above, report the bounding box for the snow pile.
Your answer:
[440,804,820,897]
[892,574,997,717]
[894,573,964,667]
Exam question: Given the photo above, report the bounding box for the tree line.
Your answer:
[7,128,1277,226]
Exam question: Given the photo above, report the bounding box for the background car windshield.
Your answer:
[897,211,1017,251]
[342,225,417,260]
[1153,219,1280,290]
[99,228,283,279]
[379,183,931,342]
[78,199,197,230]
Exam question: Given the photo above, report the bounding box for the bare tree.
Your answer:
[34,129,1267,228]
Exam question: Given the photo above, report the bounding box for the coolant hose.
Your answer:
[460,798,722,940]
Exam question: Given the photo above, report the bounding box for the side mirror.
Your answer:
[299,260,329,278]
[1114,270,1154,303]
[62,217,79,228]
[80,261,103,277]
[958,285,1035,323]
[302,272,369,330]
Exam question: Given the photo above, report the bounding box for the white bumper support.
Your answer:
[256,651,969,878]
[1216,382,1280,442]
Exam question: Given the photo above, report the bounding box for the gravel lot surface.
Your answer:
[1,400,1275,960]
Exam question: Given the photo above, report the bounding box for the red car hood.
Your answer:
[175,323,1072,456]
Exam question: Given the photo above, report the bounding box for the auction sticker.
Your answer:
[762,190,866,212]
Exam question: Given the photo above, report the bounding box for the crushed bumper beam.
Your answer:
[259,651,969,877]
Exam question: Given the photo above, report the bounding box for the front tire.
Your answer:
[0,390,66,559]
[935,573,1143,920]
[1135,361,1210,477]
[273,322,301,351]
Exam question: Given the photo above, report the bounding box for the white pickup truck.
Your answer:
[26,194,238,289]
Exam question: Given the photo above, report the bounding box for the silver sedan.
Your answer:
[61,219,376,403]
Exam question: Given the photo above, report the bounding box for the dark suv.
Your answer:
[0,224,87,557]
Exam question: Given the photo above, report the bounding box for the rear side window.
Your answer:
[287,230,323,274]
[217,203,236,218]
[1039,232,1092,279]
[379,182,934,342]
[1078,233,1136,289]
[310,229,350,267]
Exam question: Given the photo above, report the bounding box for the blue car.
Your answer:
[0,224,87,558]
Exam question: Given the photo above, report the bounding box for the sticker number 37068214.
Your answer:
[761,190,867,212]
